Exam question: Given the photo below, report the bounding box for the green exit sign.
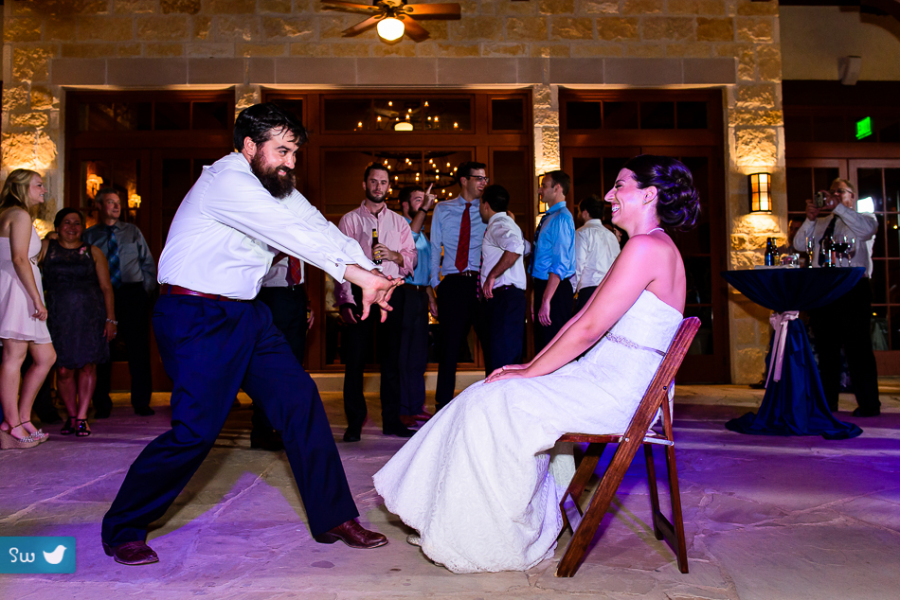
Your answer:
[856,116,873,140]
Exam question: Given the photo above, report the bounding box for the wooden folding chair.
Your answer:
[555,317,701,577]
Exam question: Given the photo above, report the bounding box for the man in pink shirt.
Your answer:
[336,163,417,442]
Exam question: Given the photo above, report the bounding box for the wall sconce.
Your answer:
[128,193,142,209]
[376,17,404,43]
[748,173,772,213]
[86,174,104,199]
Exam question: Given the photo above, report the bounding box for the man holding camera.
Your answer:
[793,178,880,417]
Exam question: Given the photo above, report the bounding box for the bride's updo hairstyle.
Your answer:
[622,155,701,232]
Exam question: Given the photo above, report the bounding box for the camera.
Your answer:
[814,191,829,208]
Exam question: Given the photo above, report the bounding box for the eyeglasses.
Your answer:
[832,188,853,195]
[466,176,489,183]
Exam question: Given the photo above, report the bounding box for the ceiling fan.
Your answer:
[322,0,462,43]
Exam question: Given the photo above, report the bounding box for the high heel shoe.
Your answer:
[20,420,48,444]
[60,417,76,435]
[75,419,91,437]
[0,423,41,450]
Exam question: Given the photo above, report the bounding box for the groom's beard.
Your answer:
[251,152,295,199]
[365,188,387,204]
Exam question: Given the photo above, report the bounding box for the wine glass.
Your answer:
[805,235,816,268]
[846,236,857,266]
[835,234,851,267]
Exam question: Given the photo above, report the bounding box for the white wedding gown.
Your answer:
[374,290,683,573]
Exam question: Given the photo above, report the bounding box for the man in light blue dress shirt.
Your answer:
[398,185,437,425]
[530,171,576,352]
[430,161,488,411]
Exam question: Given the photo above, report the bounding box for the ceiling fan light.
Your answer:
[377,17,405,42]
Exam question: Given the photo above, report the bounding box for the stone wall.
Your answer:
[2,0,787,382]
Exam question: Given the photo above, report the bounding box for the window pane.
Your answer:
[877,115,900,143]
[857,168,884,213]
[116,102,152,131]
[889,259,900,304]
[786,167,812,213]
[324,98,371,131]
[887,214,900,258]
[424,99,471,131]
[271,99,304,123]
[376,98,422,131]
[566,101,602,129]
[421,151,470,201]
[813,167,840,195]
[685,256,712,304]
[872,306,889,351]
[322,149,376,217]
[679,156,712,255]
[192,102,229,130]
[491,99,525,131]
[86,103,117,132]
[676,101,708,129]
[640,102,675,129]
[155,102,191,130]
[890,306,900,350]
[684,306,714,355]
[492,150,531,233]
[885,168,900,212]
[872,214,886,259]
[79,159,142,227]
[603,102,639,129]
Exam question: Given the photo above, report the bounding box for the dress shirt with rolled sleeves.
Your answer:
[158,152,376,300]
[404,217,432,287]
[335,202,416,307]
[480,212,530,291]
[792,203,878,277]
[574,219,621,292]
[530,201,576,281]
[83,221,157,295]
[262,255,305,288]
[429,196,487,289]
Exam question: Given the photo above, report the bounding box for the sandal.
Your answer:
[19,420,48,444]
[60,417,76,435]
[75,419,91,437]
[0,422,42,450]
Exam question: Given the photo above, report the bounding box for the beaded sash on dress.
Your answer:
[605,332,667,357]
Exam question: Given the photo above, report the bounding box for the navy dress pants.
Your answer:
[483,286,527,376]
[435,275,484,411]
[532,277,575,353]
[573,285,597,315]
[399,287,429,416]
[101,295,358,546]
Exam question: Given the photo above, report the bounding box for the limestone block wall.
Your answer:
[2,0,787,383]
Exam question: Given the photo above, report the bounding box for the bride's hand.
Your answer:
[485,363,531,384]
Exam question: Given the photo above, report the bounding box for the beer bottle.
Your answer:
[372,228,382,265]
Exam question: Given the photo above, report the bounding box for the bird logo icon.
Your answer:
[42,545,67,565]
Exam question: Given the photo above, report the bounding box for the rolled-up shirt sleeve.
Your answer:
[201,170,375,284]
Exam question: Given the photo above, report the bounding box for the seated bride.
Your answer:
[374,155,701,573]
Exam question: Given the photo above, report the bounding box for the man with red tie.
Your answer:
[252,256,314,450]
[429,161,489,411]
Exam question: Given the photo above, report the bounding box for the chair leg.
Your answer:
[560,443,605,532]
[556,438,644,577]
[643,444,664,541]
[664,445,689,574]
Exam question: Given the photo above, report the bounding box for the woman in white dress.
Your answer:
[374,155,701,573]
[0,169,57,449]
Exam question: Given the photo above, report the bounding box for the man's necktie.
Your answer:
[106,225,122,289]
[455,202,472,273]
[286,256,303,286]
[529,214,548,276]
[817,215,837,267]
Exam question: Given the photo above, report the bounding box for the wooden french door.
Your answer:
[786,158,900,375]
[564,146,728,383]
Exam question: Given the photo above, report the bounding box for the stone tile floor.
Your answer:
[1,380,898,599]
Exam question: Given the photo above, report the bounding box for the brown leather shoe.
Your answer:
[314,520,388,549]
[399,415,420,428]
[102,541,159,565]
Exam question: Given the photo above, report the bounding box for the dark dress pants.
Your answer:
[94,283,153,412]
[255,285,308,433]
[399,286,429,416]
[342,286,404,430]
[808,278,881,413]
[101,295,357,546]
[435,274,483,411]
[573,285,597,315]
[483,286,527,376]
[532,277,575,353]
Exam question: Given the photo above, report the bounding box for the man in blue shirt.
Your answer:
[430,162,488,411]
[530,171,576,352]
[398,185,437,426]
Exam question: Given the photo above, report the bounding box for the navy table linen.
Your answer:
[722,267,864,440]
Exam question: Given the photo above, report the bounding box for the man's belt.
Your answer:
[444,270,479,278]
[161,284,249,303]
[406,284,430,291]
